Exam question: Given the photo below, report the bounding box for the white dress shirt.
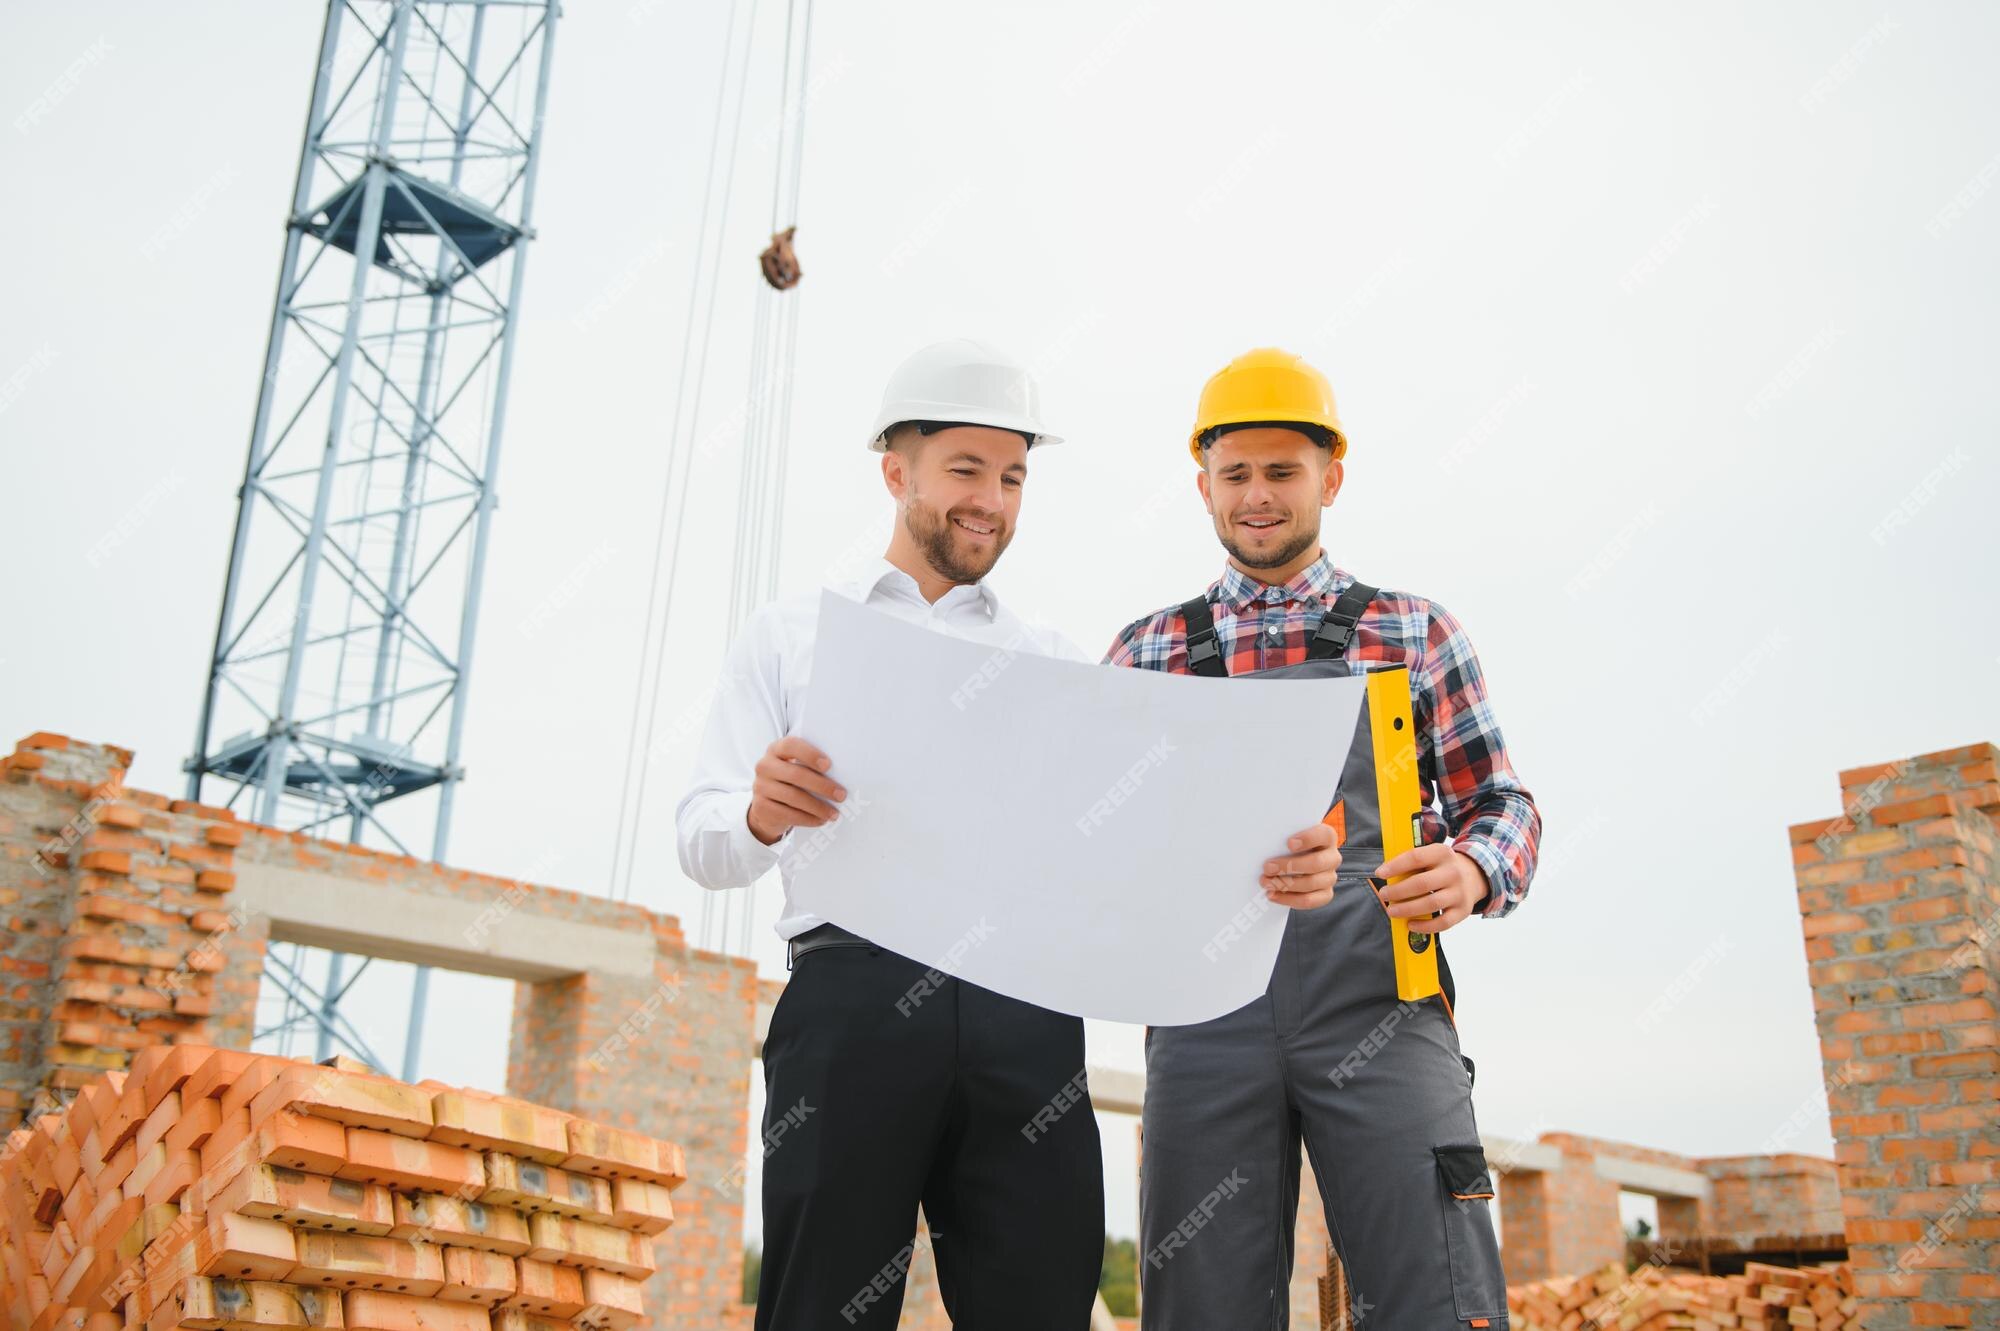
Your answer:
[675,556,1091,940]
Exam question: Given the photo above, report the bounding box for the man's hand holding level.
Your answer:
[1374,843,1489,933]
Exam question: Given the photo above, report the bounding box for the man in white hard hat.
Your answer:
[676,339,1345,1328]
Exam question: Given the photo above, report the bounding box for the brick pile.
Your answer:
[1507,1261,1856,1331]
[0,1046,685,1331]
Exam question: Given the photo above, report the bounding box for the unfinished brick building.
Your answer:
[1,731,758,1328]
[4,729,1994,1329]
[1491,1136,1844,1277]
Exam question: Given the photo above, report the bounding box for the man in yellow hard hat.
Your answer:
[1105,348,1543,1330]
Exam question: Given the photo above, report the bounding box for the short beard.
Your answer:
[906,496,1009,583]
[1218,518,1317,572]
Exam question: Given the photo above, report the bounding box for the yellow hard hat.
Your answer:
[1187,347,1348,464]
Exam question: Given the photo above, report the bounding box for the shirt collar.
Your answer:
[1210,550,1347,611]
[856,556,1000,621]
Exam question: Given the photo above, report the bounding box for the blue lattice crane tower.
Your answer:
[186,0,560,1077]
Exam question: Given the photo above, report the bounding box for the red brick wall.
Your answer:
[1700,1154,1843,1239]
[1498,1161,1555,1281]
[1656,1194,1702,1243]
[0,738,82,1116]
[509,945,758,1329]
[1293,1157,1332,1327]
[1500,1136,1626,1280]
[0,732,244,1117]
[1790,741,1999,1330]
[890,1217,949,1329]
[1537,1131,1699,1174]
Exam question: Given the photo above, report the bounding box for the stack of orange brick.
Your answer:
[1507,1261,1857,1331]
[0,1046,686,1331]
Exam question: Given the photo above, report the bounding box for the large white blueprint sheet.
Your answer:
[787,591,1365,1026]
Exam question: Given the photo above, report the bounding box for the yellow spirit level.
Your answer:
[1366,666,1439,1002]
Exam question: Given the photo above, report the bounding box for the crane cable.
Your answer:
[610,0,818,955]
[724,0,815,955]
[608,0,760,907]
[730,0,813,642]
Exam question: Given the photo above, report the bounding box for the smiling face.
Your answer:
[882,423,1029,584]
[1196,426,1343,582]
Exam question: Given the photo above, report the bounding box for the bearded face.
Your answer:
[887,425,1028,584]
[903,488,1012,582]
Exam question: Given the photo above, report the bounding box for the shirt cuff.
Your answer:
[726,792,783,878]
[1453,836,1507,918]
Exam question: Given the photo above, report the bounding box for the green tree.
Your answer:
[743,1243,762,1302]
[1100,1235,1140,1317]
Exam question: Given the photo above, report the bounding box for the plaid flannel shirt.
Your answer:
[1102,552,1541,917]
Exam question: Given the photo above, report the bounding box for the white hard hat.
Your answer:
[866,338,1063,452]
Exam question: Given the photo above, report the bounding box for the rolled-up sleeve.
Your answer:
[1417,599,1542,918]
[675,609,787,890]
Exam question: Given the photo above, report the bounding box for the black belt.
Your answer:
[785,922,875,970]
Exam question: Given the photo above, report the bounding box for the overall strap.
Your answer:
[1305,580,1379,661]
[1178,597,1229,678]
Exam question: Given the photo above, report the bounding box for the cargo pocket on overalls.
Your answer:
[1433,1144,1506,1324]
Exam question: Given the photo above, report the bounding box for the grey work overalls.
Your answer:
[1138,580,1509,1331]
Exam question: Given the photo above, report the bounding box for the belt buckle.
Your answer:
[786,924,828,970]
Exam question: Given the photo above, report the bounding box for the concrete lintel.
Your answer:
[235,860,657,982]
[1484,1134,1565,1174]
[1594,1154,1713,1199]
[1087,1065,1144,1117]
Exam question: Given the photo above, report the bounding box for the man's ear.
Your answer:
[1195,464,1213,515]
[882,445,910,504]
[1320,457,1343,509]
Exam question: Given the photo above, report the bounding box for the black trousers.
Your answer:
[754,938,1105,1329]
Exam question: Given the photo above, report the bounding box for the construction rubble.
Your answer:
[0,1046,685,1331]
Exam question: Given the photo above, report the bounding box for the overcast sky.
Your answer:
[5,1,1996,1245]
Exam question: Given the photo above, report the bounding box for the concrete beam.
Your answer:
[1593,1154,1713,1200]
[1087,1065,1144,1117]
[234,860,658,983]
[1484,1134,1565,1174]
